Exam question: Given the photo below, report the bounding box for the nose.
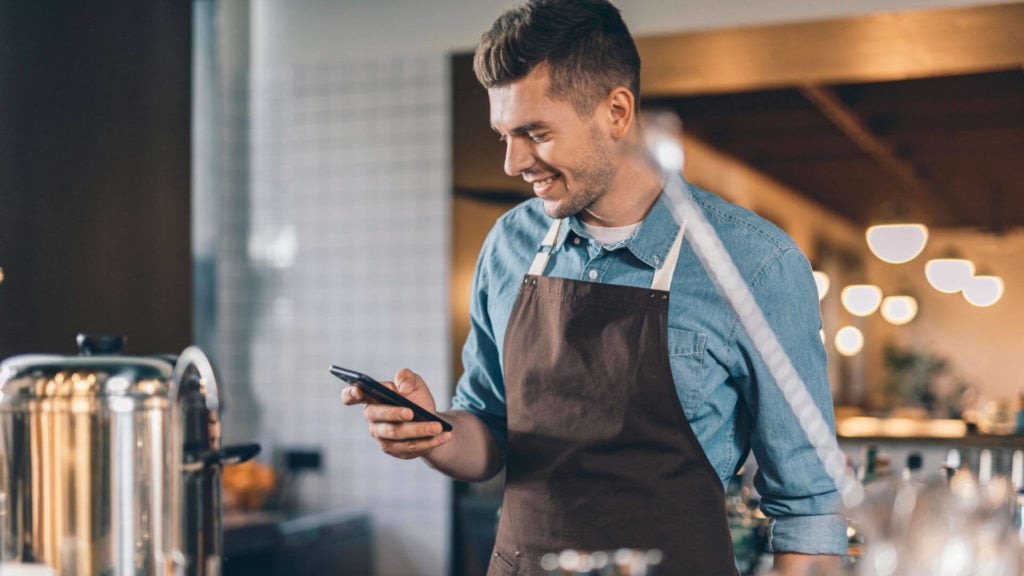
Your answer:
[503,137,533,177]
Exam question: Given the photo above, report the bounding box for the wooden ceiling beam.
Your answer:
[637,3,1024,97]
[798,83,946,223]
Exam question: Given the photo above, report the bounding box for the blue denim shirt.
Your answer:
[452,181,847,555]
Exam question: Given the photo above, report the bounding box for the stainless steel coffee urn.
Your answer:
[0,335,258,576]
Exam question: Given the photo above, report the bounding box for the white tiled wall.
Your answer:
[212,52,452,576]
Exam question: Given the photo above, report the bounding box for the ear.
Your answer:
[605,87,635,140]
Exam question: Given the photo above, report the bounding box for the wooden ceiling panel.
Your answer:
[760,158,902,209]
[638,4,1024,97]
[639,3,1024,231]
[647,67,1024,230]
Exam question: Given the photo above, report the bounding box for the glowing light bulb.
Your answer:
[812,270,830,301]
[880,296,918,325]
[835,326,864,356]
[841,285,883,317]
[865,224,929,264]
[925,259,975,293]
[962,275,1004,307]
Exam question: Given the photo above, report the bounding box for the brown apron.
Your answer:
[488,212,738,576]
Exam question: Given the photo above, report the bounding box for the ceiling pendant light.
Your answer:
[925,258,975,293]
[841,284,883,316]
[962,275,1004,307]
[865,224,929,264]
[880,295,918,325]
[812,271,830,301]
[835,326,865,356]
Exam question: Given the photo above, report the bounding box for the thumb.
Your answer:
[394,368,419,394]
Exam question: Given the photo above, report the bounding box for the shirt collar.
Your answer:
[625,192,682,269]
[555,190,682,270]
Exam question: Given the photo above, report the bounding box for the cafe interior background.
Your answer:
[1,0,1022,574]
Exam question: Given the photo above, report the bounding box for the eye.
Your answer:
[528,132,549,143]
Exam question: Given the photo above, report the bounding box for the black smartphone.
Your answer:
[330,365,453,432]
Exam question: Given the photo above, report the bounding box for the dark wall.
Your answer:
[0,2,192,357]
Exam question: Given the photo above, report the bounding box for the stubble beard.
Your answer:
[542,127,618,220]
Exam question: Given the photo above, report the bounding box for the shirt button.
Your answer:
[573,237,581,245]
[588,270,598,280]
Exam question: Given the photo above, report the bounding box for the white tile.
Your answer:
[206,52,453,576]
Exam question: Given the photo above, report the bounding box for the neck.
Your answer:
[580,151,664,227]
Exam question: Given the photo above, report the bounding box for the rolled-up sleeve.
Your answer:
[734,247,848,555]
[769,513,849,555]
[450,232,509,460]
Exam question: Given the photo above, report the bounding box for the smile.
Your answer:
[531,174,560,195]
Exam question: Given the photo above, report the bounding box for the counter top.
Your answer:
[225,507,368,532]
[838,433,1024,448]
[223,508,371,555]
[222,508,373,576]
[837,416,1024,447]
[837,416,967,439]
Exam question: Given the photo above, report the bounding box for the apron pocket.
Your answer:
[487,549,517,576]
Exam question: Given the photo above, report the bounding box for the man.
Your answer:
[343,1,846,574]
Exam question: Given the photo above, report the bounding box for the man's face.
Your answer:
[488,67,617,221]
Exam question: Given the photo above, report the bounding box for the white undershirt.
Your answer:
[580,221,641,246]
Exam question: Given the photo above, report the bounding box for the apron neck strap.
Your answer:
[651,219,686,292]
[528,215,687,292]
[527,218,564,276]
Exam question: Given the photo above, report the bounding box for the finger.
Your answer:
[394,368,421,394]
[340,386,365,405]
[378,432,452,460]
[363,403,414,423]
[369,420,445,441]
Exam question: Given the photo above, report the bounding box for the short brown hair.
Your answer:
[473,0,641,116]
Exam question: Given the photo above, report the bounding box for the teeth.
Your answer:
[534,175,556,187]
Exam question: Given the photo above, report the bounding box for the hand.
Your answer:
[340,368,452,460]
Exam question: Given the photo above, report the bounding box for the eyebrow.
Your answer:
[491,121,551,136]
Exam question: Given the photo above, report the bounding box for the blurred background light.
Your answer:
[880,295,918,325]
[841,284,883,316]
[866,224,929,264]
[925,258,975,293]
[835,326,865,356]
[813,270,830,301]
[962,275,1004,307]
[652,139,685,172]
[643,110,685,172]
